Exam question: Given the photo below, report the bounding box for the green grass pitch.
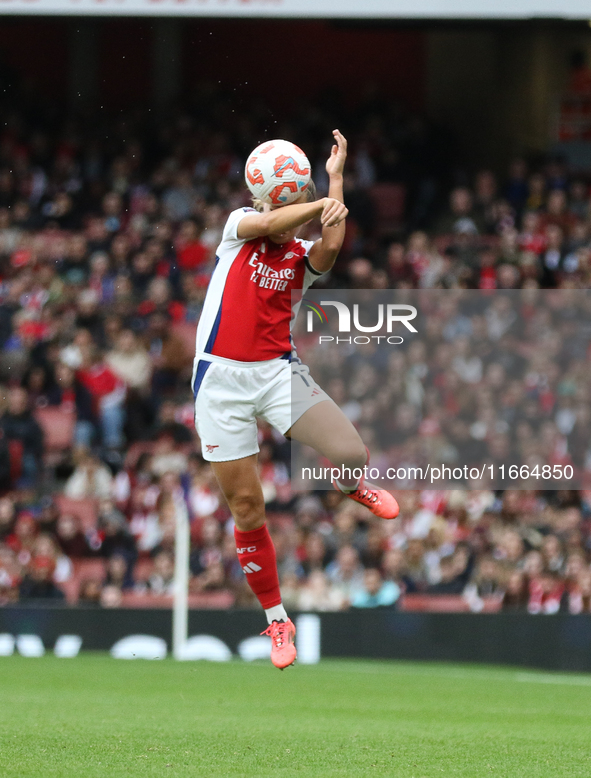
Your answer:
[1,654,591,777]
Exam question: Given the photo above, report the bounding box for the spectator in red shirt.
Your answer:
[528,570,565,615]
[77,346,126,451]
[5,511,37,567]
[175,218,209,273]
[519,211,546,254]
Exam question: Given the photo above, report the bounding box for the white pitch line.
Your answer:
[308,662,591,687]
[516,673,591,687]
[311,663,516,682]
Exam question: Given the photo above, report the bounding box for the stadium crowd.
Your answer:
[0,81,591,614]
[295,286,591,492]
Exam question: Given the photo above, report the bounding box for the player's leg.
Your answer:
[211,454,285,619]
[288,398,400,520]
[210,455,296,669]
[262,361,365,487]
[289,397,366,483]
[194,360,296,669]
[259,361,399,520]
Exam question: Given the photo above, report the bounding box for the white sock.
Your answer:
[265,603,288,624]
[335,478,360,495]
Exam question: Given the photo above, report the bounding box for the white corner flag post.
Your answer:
[172,495,190,660]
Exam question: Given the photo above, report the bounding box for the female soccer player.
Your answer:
[193,130,398,669]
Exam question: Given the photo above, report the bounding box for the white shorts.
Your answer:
[193,353,329,462]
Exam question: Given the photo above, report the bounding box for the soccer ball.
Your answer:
[244,139,311,206]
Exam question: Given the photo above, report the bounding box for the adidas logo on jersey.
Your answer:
[242,562,262,574]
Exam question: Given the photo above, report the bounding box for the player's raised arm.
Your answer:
[236,196,345,239]
[308,129,349,274]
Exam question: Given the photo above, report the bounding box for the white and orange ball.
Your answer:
[244,139,311,206]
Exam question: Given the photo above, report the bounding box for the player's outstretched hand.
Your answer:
[325,129,347,178]
[321,197,349,227]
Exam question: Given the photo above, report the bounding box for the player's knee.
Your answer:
[228,491,265,531]
[337,439,368,470]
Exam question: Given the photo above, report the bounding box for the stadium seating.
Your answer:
[0,76,588,617]
[54,496,98,532]
[400,595,502,613]
[35,407,76,470]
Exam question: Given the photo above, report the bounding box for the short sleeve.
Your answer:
[297,238,315,257]
[222,207,258,245]
[298,238,326,291]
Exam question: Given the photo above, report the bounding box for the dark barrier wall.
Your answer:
[2,607,591,672]
[319,611,591,672]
